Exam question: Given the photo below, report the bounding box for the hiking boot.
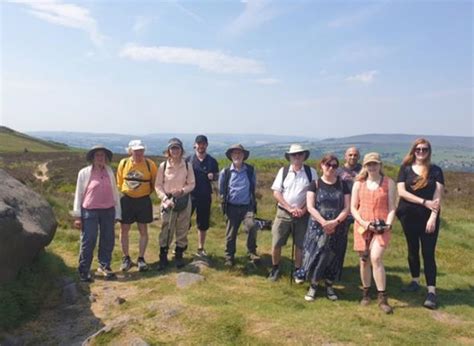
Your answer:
[97,265,116,280]
[377,291,393,314]
[293,268,305,284]
[137,257,149,272]
[248,252,261,263]
[120,256,133,272]
[267,267,280,282]
[360,287,371,306]
[423,292,437,310]
[175,246,186,269]
[326,285,338,301]
[402,280,420,292]
[305,285,317,302]
[79,271,94,283]
[157,247,169,271]
[196,248,208,257]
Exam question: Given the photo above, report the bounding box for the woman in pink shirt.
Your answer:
[73,145,121,282]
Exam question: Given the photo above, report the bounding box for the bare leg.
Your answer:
[359,253,372,288]
[137,223,149,258]
[120,223,131,256]
[370,241,386,291]
[198,230,207,249]
[272,246,282,265]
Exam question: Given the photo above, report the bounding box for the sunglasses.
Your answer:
[290,152,304,157]
[325,163,339,169]
[415,147,429,153]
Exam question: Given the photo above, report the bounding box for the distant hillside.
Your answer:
[0,126,71,153]
[25,130,474,172]
[28,131,314,156]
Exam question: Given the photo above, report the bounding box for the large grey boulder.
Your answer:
[0,169,57,283]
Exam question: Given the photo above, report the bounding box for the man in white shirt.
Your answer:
[268,144,317,282]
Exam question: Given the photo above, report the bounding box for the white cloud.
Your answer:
[119,44,265,74]
[328,3,385,29]
[346,70,378,84]
[9,0,104,46]
[227,0,278,36]
[255,78,280,85]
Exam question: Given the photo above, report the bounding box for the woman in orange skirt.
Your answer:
[351,153,396,314]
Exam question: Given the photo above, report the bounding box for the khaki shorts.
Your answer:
[271,208,309,249]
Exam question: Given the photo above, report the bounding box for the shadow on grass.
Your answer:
[0,250,104,345]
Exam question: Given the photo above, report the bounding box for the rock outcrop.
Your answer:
[0,169,57,283]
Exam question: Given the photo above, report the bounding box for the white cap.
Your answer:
[127,139,146,152]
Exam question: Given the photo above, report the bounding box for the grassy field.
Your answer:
[1,154,473,344]
[0,127,72,153]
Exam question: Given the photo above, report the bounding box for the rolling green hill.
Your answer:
[0,126,71,153]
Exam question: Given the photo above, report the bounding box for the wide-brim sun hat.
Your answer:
[284,144,310,161]
[363,152,382,166]
[86,145,113,162]
[225,144,250,161]
[126,139,146,152]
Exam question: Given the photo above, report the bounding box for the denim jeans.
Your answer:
[78,207,115,274]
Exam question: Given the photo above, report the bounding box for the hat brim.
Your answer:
[130,146,145,151]
[363,159,381,165]
[285,150,310,161]
[226,148,250,161]
[86,148,113,162]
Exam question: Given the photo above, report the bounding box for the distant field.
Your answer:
[1,152,473,344]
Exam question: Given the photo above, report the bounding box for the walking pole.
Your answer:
[290,220,295,285]
[165,195,175,250]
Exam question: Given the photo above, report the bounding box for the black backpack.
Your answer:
[280,164,313,190]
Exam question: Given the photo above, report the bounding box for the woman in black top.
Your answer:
[396,138,444,309]
[302,154,350,302]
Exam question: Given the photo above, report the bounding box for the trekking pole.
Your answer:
[290,220,295,285]
[165,195,175,250]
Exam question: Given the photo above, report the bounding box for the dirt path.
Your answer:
[34,162,49,182]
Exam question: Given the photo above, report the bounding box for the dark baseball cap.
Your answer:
[195,135,208,144]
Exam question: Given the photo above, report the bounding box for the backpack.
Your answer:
[280,164,313,190]
[121,157,154,192]
[221,163,256,215]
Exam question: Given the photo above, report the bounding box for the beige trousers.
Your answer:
[159,198,192,248]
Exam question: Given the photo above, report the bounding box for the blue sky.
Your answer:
[1,0,472,138]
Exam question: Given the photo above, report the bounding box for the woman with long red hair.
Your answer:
[396,138,444,309]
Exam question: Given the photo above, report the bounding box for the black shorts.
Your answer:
[120,195,153,224]
[191,194,212,231]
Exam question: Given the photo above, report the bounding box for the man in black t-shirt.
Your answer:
[187,135,219,257]
[337,146,362,193]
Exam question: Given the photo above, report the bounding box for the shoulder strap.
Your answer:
[303,164,312,182]
[246,164,256,211]
[223,167,231,201]
[280,166,290,190]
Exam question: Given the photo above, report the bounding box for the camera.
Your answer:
[371,219,387,234]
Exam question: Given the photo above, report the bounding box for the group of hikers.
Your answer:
[72,136,444,312]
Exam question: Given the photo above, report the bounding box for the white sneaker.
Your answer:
[305,286,317,301]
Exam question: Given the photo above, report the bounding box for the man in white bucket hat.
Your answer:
[117,139,158,273]
[268,144,317,282]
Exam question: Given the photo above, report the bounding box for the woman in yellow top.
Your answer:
[155,138,196,270]
[116,139,157,273]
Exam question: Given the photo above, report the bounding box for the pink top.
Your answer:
[353,176,391,251]
[82,167,115,210]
